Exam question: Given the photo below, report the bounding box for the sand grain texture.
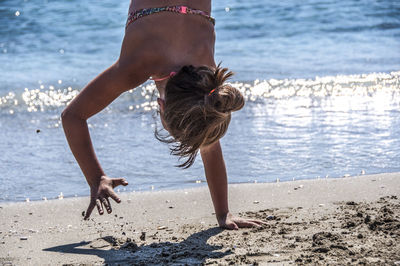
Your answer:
[0,173,399,265]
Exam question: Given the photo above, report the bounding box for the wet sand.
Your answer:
[0,172,399,265]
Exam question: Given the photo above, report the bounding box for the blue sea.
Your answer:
[0,0,399,202]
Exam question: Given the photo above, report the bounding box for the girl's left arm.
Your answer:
[200,141,267,230]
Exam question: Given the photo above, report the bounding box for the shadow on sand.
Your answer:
[43,227,231,264]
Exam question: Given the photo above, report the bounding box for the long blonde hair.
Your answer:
[155,63,245,168]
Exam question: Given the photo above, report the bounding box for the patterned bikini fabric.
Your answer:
[126,5,215,29]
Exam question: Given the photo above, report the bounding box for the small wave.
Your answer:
[0,71,399,115]
[235,71,400,101]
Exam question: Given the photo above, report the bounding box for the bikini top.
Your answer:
[150,71,176,82]
[126,5,215,29]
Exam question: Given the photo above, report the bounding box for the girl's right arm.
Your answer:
[61,38,153,219]
[200,141,267,229]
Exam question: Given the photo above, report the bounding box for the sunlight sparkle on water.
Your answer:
[0,71,399,116]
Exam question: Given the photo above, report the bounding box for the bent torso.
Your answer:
[122,0,216,86]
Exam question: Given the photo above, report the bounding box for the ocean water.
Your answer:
[0,0,399,202]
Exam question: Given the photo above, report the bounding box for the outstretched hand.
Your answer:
[217,212,268,230]
[84,175,128,220]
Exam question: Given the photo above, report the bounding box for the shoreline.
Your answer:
[2,170,398,205]
[1,172,399,265]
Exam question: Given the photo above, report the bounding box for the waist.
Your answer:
[126,5,215,29]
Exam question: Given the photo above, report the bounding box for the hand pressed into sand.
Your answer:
[84,175,128,220]
[218,212,268,230]
[200,141,269,230]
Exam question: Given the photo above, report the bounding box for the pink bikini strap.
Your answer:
[151,71,176,82]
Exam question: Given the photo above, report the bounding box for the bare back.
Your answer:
[121,0,216,81]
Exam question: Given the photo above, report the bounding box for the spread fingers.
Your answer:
[96,199,104,215]
[102,197,112,213]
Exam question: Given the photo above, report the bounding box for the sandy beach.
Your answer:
[0,172,399,265]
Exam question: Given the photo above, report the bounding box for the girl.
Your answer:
[61,0,266,230]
